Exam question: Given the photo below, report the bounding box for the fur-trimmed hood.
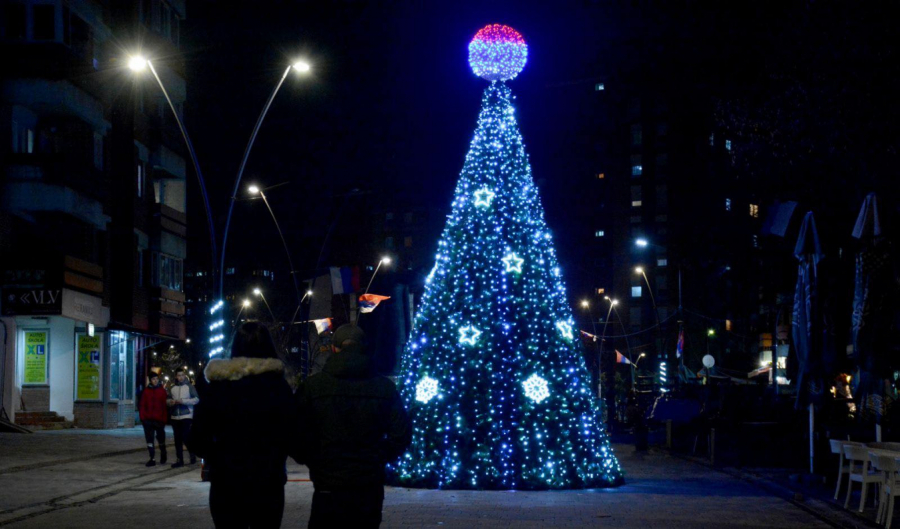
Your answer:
[204,357,284,382]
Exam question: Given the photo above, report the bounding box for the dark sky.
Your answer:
[178,0,618,276]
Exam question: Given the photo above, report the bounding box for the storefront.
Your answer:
[1,286,139,429]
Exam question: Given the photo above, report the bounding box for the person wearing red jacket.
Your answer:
[139,372,168,466]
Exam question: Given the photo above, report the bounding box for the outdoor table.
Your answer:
[867,442,900,452]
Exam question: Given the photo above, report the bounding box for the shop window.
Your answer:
[109,331,134,401]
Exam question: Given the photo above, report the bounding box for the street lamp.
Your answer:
[634,352,647,368]
[127,54,218,293]
[247,184,302,307]
[580,299,597,335]
[234,298,252,322]
[219,59,313,302]
[364,256,392,295]
[254,288,277,323]
[635,238,649,248]
[605,297,634,386]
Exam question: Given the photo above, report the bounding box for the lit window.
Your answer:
[657,259,668,267]
[725,198,732,211]
[631,286,642,298]
[630,155,642,176]
[632,200,642,207]
[597,173,605,180]
[226,268,235,275]
[594,230,605,237]
[749,204,759,218]
[725,140,732,151]
[597,288,605,295]
[595,83,605,91]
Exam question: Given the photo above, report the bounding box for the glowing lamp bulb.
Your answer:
[635,238,649,248]
[635,267,644,274]
[292,60,311,73]
[128,55,148,72]
[253,288,262,296]
[381,256,392,265]
[248,185,260,194]
[468,24,528,81]
[242,299,251,307]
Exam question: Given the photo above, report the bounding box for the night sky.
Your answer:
[177,0,619,278]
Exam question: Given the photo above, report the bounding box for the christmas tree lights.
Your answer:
[389,24,623,490]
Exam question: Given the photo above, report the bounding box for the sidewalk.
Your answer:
[2,429,836,528]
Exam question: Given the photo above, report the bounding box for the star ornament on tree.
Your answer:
[459,325,482,346]
[556,321,574,340]
[501,252,524,273]
[522,374,550,403]
[473,187,496,208]
[416,376,440,403]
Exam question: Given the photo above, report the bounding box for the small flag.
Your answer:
[330,267,359,294]
[359,294,390,314]
[312,318,333,334]
[616,350,632,365]
[676,329,684,359]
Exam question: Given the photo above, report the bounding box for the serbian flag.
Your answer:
[312,318,332,334]
[676,329,685,359]
[616,350,632,365]
[330,267,360,294]
[359,294,390,314]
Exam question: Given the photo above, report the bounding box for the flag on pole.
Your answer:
[615,350,632,365]
[358,294,390,314]
[330,267,360,294]
[312,318,333,334]
[676,329,684,358]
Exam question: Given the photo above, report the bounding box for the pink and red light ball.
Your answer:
[468,24,528,81]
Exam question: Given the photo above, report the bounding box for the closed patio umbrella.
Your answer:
[851,193,894,439]
[792,211,829,473]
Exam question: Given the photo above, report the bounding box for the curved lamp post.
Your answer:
[219,61,312,302]
[128,55,218,293]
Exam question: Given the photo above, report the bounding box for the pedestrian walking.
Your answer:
[297,324,412,529]
[189,322,299,529]
[139,372,168,467]
[168,368,199,467]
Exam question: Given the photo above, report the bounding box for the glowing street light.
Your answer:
[128,55,148,72]
[248,185,260,194]
[219,59,313,302]
[247,183,302,306]
[580,299,597,335]
[364,256,392,295]
[635,238,649,248]
[243,299,251,308]
[253,288,277,323]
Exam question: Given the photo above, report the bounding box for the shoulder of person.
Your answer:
[204,356,284,382]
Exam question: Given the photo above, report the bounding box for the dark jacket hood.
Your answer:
[323,345,372,379]
[204,357,284,382]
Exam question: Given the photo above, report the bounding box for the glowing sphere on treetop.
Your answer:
[468,24,528,81]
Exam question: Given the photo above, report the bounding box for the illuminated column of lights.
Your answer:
[659,361,668,393]
[208,300,225,357]
[388,24,622,491]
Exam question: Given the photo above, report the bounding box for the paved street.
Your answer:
[0,428,842,528]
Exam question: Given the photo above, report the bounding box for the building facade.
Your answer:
[1,0,189,428]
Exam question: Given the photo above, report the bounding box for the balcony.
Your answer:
[5,152,106,203]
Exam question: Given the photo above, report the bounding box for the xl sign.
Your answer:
[1,288,63,316]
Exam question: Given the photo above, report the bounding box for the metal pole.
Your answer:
[219,65,293,301]
[258,190,302,306]
[147,60,218,293]
[364,260,385,295]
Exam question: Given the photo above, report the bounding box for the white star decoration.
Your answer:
[459,325,482,346]
[473,187,496,208]
[501,252,524,273]
[523,374,550,403]
[416,376,440,403]
[556,321,574,340]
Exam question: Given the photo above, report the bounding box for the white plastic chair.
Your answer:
[845,444,881,512]
[870,452,900,527]
[832,440,863,500]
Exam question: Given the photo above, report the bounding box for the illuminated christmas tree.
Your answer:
[390,24,623,490]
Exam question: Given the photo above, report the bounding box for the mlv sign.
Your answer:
[1,288,63,316]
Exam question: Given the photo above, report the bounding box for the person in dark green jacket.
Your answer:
[297,324,411,529]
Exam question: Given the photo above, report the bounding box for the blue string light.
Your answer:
[388,72,623,490]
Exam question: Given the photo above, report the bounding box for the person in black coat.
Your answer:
[189,322,298,529]
[297,324,411,529]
